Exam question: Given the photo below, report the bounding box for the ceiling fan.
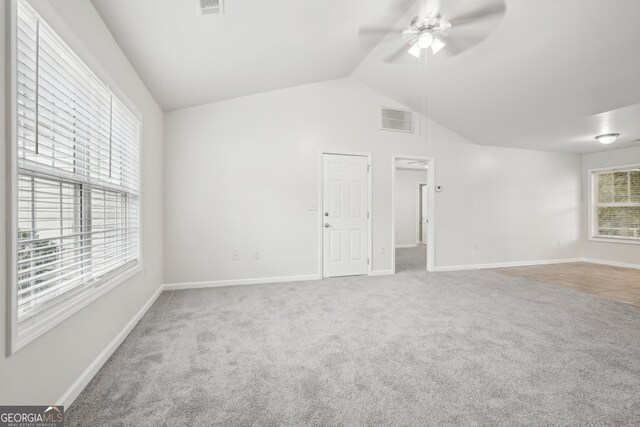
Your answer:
[360,0,506,62]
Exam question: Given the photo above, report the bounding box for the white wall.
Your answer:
[581,145,640,267]
[0,0,164,404]
[164,77,582,282]
[395,169,427,247]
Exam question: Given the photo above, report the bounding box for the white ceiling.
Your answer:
[91,0,412,111]
[353,0,640,154]
[92,0,640,154]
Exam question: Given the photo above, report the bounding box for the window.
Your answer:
[590,165,640,242]
[11,0,141,350]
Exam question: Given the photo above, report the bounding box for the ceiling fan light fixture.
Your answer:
[417,32,434,49]
[431,38,446,54]
[408,42,422,58]
[595,133,619,144]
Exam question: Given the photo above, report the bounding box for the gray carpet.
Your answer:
[396,246,427,273]
[67,258,640,425]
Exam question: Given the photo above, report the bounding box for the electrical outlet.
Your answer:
[474,243,479,251]
[253,251,260,260]
[232,251,239,260]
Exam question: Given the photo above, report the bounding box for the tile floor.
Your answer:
[494,262,640,307]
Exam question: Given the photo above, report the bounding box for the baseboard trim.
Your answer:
[370,269,394,276]
[57,286,163,408]
[164,274,322,290]
[395,244,417,249]
[583,258,640,270]
[433,258,583,272]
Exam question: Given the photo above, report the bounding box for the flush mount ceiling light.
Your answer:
[595,133,619,144]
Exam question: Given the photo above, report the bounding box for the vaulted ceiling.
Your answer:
[92,0,640,154]
[91,0,412,111]
[353,0,640,154]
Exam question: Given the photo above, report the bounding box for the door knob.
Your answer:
[324,223,330,228]
[324,212,329,217]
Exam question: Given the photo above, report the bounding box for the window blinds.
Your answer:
[593,167,640,240]
[16,1,140,321]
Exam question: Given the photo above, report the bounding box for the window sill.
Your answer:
[588,236,640,246]
[10,261,143,355]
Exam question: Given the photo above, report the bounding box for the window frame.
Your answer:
[588,163,640,246]
[7,0,145,355]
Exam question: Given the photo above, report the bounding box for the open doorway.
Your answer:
[392,155,435,273]
[418,183,428,246]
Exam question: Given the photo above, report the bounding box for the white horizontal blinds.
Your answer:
[110,96,140,192]
[16,2,37,161]
[17,175,84,316]
[90,189,139,279]
[594,167,640,239]
[16,1,140,321]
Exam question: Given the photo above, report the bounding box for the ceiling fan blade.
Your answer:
[418,0,443,20]
[358,27,404,49]
[447,23,495,41]
[390,0,423,13]
[358,0,422,50]
[436,28,495,57]
[449,3,506,27]
[403,28,420,37]
[436,36,469,58]
[359,27,404,36]
[383,43,412,63]
[403,32,419,45]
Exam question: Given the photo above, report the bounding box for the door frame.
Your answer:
[415,182,428,245]
[391,154,436,273]
[319,151,373,278]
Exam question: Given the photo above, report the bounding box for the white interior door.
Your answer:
[322,154,369,277]
[421,185,428,244]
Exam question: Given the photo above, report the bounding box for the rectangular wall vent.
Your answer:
[381,107,413,133]
[197,0,223,15]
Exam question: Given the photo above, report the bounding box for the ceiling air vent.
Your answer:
[381,107,413,133]
[197,0,223,15]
